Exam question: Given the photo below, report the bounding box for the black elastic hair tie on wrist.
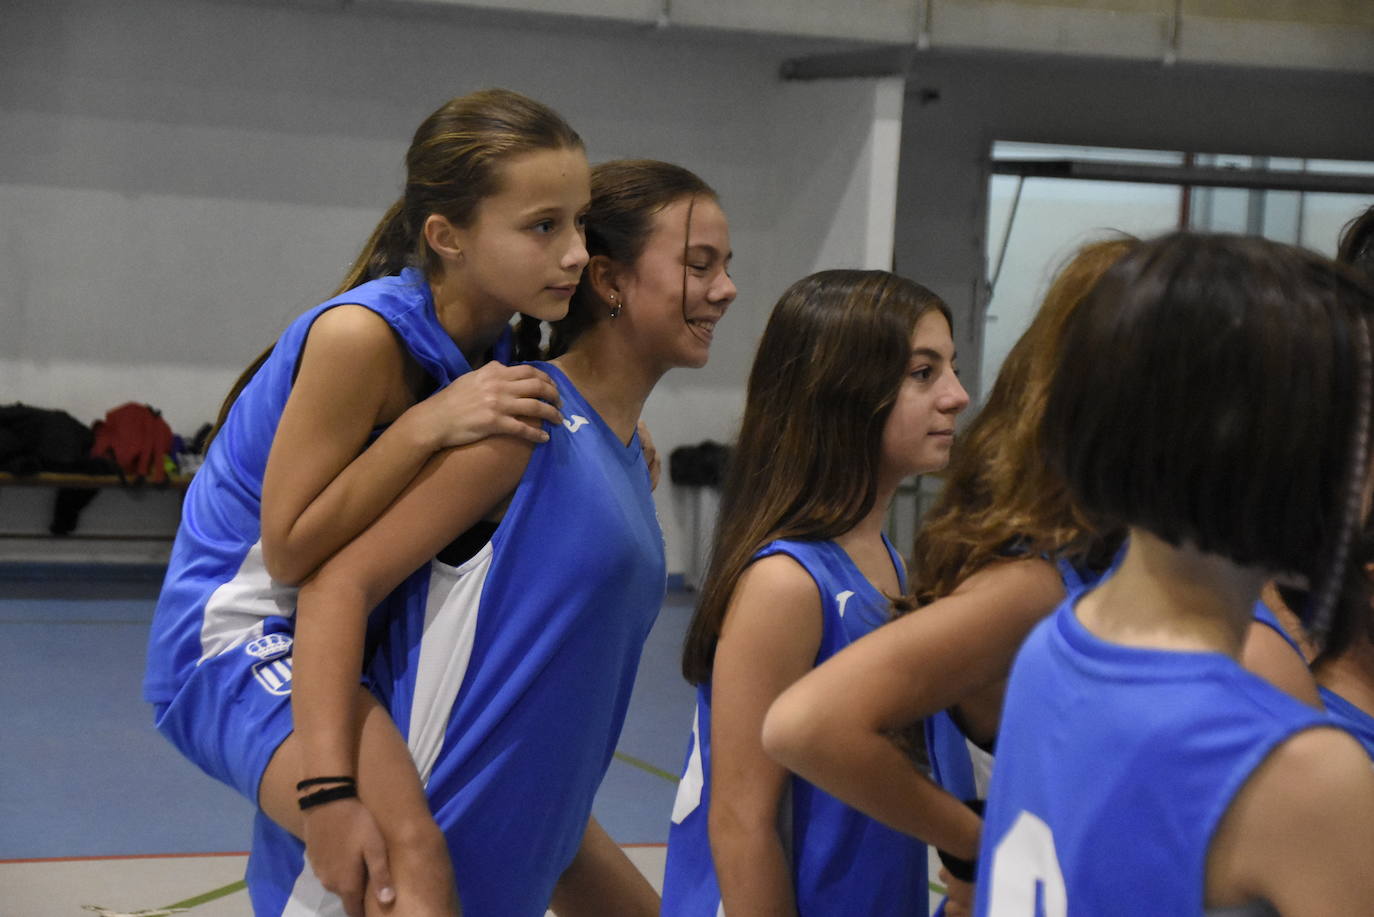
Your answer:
[298,783,359,811]
[295,775,356,792]
[937,798,985,884]
[937,847,978,884]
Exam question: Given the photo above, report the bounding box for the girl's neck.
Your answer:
[832,486,901,596]
[1076,528,1263,657]
[429,276,511,366]
[1317,636,1374,717]
[552,327,664,445]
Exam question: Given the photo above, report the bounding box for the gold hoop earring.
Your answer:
[609,295,623,320]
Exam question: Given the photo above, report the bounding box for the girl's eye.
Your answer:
[532,220,555,234]
[575,213,588,229]
[911,367,933,382]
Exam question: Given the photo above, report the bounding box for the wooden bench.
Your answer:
[0,471,193,491]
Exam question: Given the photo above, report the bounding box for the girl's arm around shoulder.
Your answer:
[304,433,535,614]
[1206,726,1374,916]
[261,305,559,584]
[708,553,825,916]
[762,556,1063,854]
[291,433,534,780]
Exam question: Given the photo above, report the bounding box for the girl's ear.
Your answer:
[422,214,464,264]
[586,254,620,306]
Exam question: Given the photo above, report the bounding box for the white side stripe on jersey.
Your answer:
[671,705,705,824]
[281,857,347,917]
[199,540,298,664]
[408,543,493,785]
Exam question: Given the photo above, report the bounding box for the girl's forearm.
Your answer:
[764,704,980,858]
[709,820,798,917]
[291,578,374,778]
[266,416,436,585]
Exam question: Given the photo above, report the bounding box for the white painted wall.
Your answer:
[0,0,902,571]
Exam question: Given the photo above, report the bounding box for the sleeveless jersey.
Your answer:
[1319,686,1374,759]
[248,362,667,917]
[1249,601,1306,661]
[661,537,929,916]
[926,556,1099,806]
[144,267,478,707]
[924,556,1103,916]
[974,598,1329,917]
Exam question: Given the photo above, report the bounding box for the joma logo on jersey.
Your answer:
[245,633,294,696]
[563,414,589,433]
[836,590,855,618]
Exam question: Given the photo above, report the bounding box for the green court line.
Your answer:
[612,750,679,784]
[164,878,248,910]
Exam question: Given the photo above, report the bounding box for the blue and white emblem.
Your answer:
[245,632,294,696]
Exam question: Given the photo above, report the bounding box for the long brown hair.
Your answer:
[681,270,952,685]
[907,236,1136,608]
[208,88,583,443]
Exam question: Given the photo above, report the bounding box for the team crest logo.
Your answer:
[245,633,294,696]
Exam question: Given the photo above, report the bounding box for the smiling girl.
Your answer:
[252,160,737,917]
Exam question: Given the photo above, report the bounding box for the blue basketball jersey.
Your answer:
[1249,600,1307,661]
[248,362,667,917]
[145,267,477,706]
[974,598,1329,916]
[1319,686,1374,759]
[661,537,929,916]
[144,268,498,802]
[924,555,1108,916]
[925,554,1109,803]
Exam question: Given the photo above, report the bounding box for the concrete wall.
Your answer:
[0,0,900,568]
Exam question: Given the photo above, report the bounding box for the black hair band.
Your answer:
[298,783,359,811]
[937,847,978,884]
[295,775,356,792]
[936,798,985,884]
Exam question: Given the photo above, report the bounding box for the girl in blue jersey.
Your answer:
[975,233,1374,916]
[145,89,589,915]
[663,270,969,915]
[762,237,1324,917]
[762,239,1130,916]
[276,160,736,917]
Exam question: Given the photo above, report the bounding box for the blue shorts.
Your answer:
[152,618,297,804]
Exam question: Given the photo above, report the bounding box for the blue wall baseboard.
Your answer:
[3,563,695,591]
[0,561,169,582]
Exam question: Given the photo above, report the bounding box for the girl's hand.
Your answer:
[414,362,562,449]
[303,798,395,917]
[939,867,974,917]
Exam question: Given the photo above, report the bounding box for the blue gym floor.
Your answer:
[0,566,697,911]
